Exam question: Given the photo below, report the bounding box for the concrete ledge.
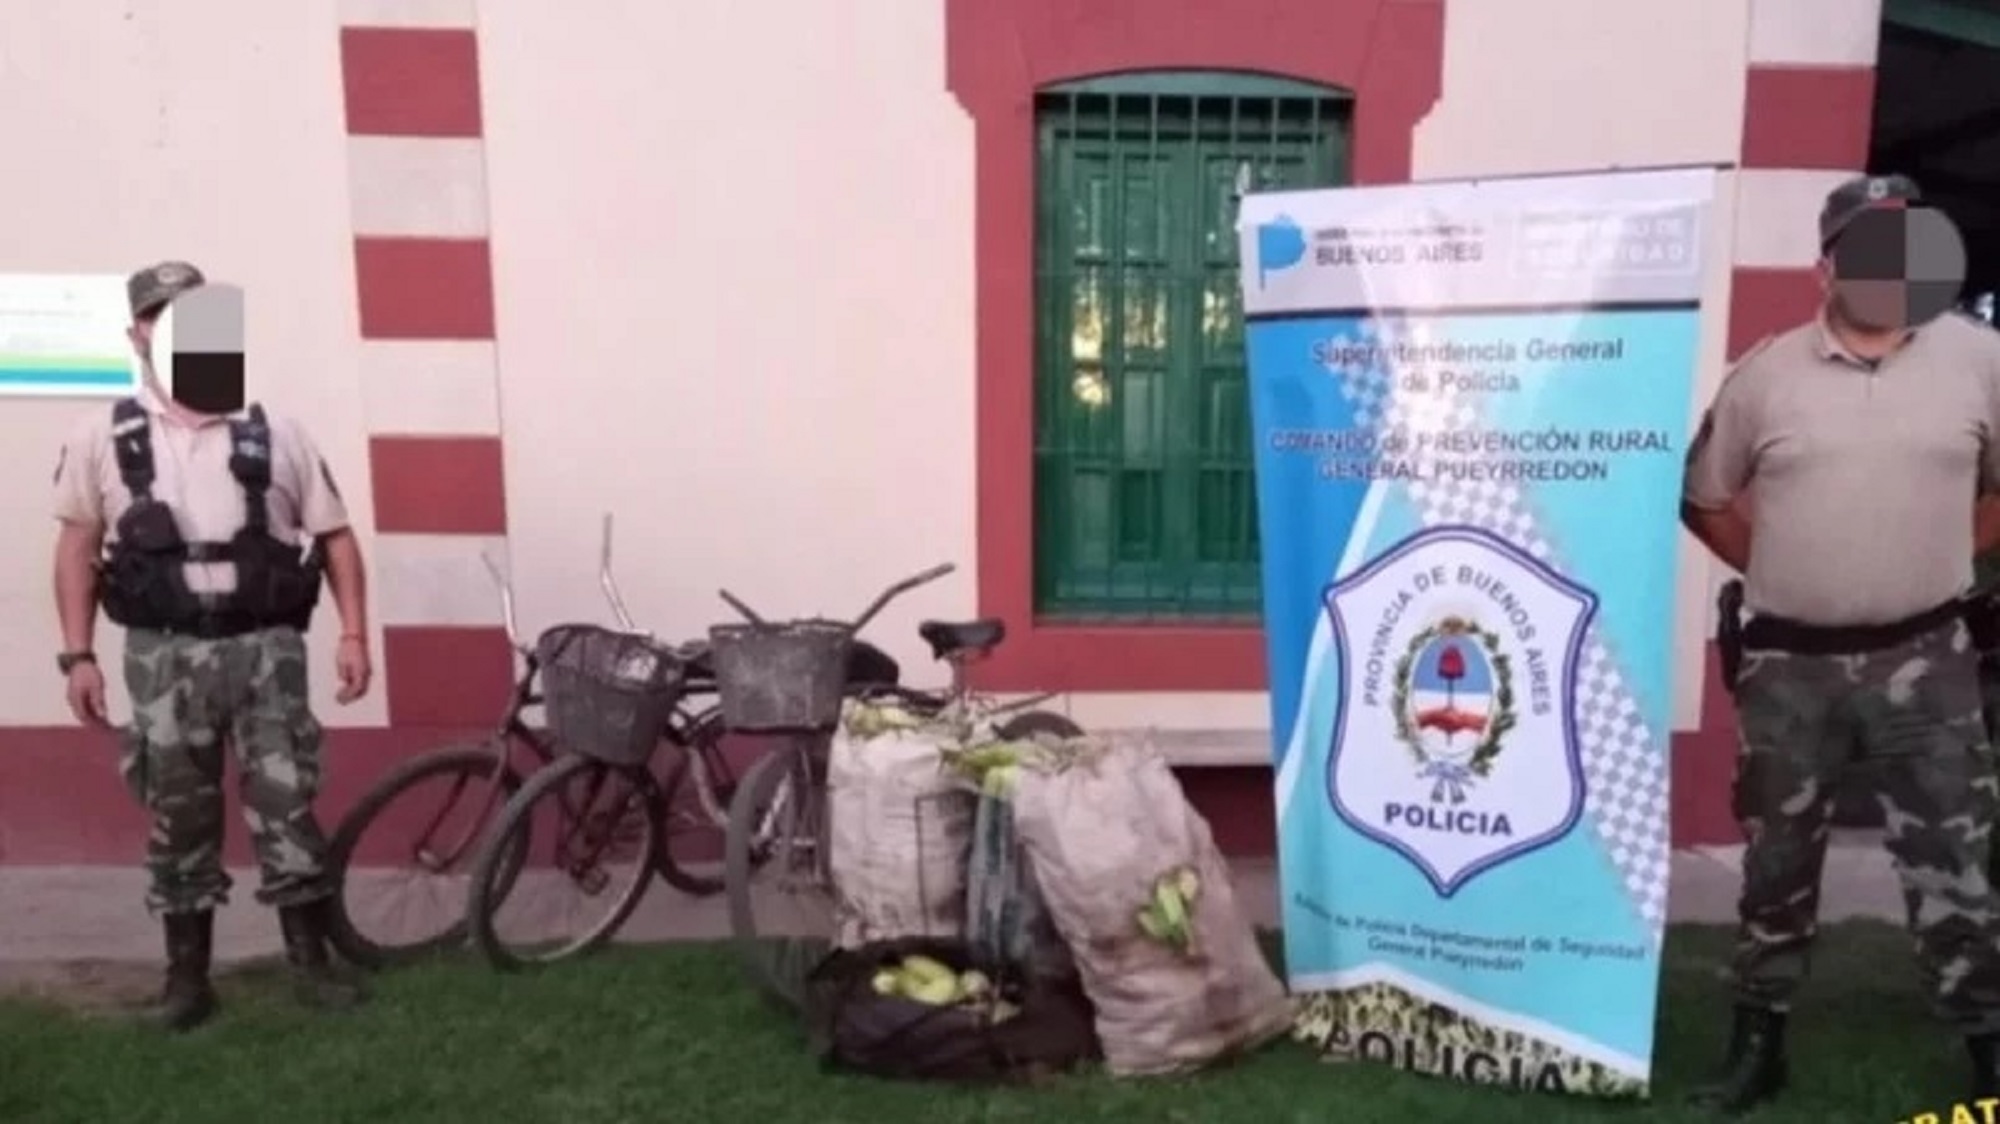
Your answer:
[0,848,1911,968]
[1100,727,1273,767]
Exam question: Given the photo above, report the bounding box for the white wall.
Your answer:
[477,0,1755,739]
[0,0,1774,742]
[0,1,382,725]
[1416,0,1751,179]
[478,0,977,685]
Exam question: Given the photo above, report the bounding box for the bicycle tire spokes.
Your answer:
[326,744,524,970]
[724,748,837,1010]
[555,771,648,895]
[408,762,509,873]
[775,772,826,893]
[475,758,661,965]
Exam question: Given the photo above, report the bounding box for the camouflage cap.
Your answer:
[126,260,206,319]
[1818,174,1922,252]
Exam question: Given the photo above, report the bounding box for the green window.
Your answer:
[1032,72,1353,620]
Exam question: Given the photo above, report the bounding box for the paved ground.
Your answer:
[0,832,1905,967]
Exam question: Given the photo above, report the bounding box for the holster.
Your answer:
[230,531,325,632]
[1964,584,2000,654]
[98,516,200,633]
[1716,579,1746,695]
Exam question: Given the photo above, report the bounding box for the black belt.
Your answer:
[147,600,272,641]
[1741,599,1965,657]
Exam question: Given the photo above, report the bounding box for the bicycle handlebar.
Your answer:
[479,549,526,653]
[480,511,641,656]
[714,561,956,636]
[717,589,766,626]
[851,562,954,633]
[598,512,638,632]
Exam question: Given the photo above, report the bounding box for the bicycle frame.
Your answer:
[376,553,566,876]
[591,515,734,825]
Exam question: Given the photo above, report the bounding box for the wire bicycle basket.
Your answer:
[536,624,688,766]
[708,619,852,731]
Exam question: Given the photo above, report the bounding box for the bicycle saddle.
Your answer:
[917,618,1006,661]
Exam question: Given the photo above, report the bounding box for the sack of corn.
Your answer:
[1006,737,1293,1076]
[827,700,976,946]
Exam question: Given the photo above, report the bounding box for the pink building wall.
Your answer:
[0,0,1883,866]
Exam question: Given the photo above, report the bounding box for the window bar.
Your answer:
[1224,95,1240,604]
[1310,96,1326,182]
[1143,91,1162,612]
[1062,93,1083,609]
[1266,96,1283,190]
[1037,108,1062,610]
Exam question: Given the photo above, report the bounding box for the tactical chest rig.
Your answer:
[99,398,325,638]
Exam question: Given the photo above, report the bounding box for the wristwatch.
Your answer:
[56,651,96,675]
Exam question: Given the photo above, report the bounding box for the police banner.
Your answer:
[1239,167,1715,1099]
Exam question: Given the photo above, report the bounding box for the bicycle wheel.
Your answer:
[995,709,1083,740]
[466,753,664,971]
[724,743,832,1010]
[324,743,527,970]
[654,707,734,897]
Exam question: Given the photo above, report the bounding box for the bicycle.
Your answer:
[716,563,1083,1010]
[326,515,906,969]
[458,525,908,971]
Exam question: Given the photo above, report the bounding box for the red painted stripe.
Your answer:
[0,641,1743,865]
[0,725,483,866]
[340,27,483,138]
[1741,65,1876,171]
[1727,267,1820,359]
[353,237,495,340]
[0,724,1289,865]
[383,626,516,727]
[980,628,1265,693]
[368,435,507,534]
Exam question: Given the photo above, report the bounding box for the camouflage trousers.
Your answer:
[1983,650,2000,886]
[1730,620,2000,1032]
[119,626,332,916]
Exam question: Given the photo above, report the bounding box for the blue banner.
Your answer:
[1238,169,1717,1099]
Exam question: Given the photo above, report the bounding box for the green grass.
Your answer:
[0,923,1971,1124]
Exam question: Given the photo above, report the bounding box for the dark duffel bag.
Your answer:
[802,937,1097,1085]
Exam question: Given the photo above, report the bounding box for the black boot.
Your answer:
[1690,1005,1788,1114]
[1969,1033,2000,1101]
[153,911,218,1032]
[277,898,366,1010]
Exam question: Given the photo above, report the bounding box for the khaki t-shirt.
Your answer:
[1683,312,2000,626]
[51,392,350,596]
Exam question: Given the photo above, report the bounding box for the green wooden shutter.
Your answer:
[1032,73,1352,619]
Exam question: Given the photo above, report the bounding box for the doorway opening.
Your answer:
[1870,0,2000,321]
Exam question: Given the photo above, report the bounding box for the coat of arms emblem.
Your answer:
[1323,525,1597,896]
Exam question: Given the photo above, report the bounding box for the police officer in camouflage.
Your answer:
[1684,176,2000,1113]
[50,261,374,1030]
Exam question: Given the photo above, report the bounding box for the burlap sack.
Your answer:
[1009,739,1292,1076]
[827,716,975,946]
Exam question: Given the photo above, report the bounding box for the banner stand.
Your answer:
[1239,168,1717,1099]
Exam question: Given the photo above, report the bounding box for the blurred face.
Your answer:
[1821,205,1966,333]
